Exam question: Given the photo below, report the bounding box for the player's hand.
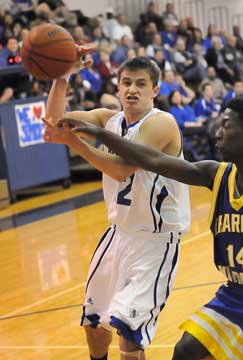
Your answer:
[57,118,100,139]
[56,118,99,139]
[42,117,76,145]
[62,45,94,80]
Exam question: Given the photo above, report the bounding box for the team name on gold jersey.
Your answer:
[218,265,243,284]
[215,213,243,235]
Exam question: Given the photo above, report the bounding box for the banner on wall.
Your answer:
[14,100,45,147]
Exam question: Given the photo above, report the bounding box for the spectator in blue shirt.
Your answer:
[221,80,243,111]
[161,19,177,48]
[169,90,211,160]
[80,54,103,95]
[168,90,200,131]
[0,37,20,67]
[159,70,195,104]
[194,82,220,121]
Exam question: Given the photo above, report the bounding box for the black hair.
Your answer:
[117,56,161,87]
[225,98,243,124]
[168,89,181,106]
[201,82,211,92]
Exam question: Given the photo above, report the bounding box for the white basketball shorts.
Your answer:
[80,224,181,349]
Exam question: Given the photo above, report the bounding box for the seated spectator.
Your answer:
[221,80,243,111]
[80,54,103,95]
[204,24,226,50]
[191,27,209,55]
[153,48,172,72]
[159,69,179,97]
[28,80,48,97]
[112,14,133,43]
[201,66,227,104]
[171,37,205,83]
[194,82,220,121]
[12,22,23,42]
[68,74,97,111]
[1,27,14,48]
[162,1,179,26]
[0,37,21,67]
[175,74,195,104]
[161,19,177,49]
[112,35,134,64]
[101,78,118,97]
[206,35,235,85]
[141,21,158,47]
[186,16,196,33]
[97,48,118,86]
[126,47,136,60]
[177,19,192,49]
[35,2,54,23]
[72,25,91,45]
[159,70,195,103]
[139,1,162,31]
[192,43,208,75]
[168,89,211,160]
[221,35,242,81]
[102,8,118,40]
[90,24,109,49]
[169,90,200,131]
[146,32,170,60]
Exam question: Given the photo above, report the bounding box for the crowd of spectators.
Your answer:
[1,0,243,160]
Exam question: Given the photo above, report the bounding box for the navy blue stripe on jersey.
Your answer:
[86,226,116,291]
[160,242,179,312]
[90,226,112,264]
[80,305,86,326]
[150,174,160,232]
[127,120,140,129]
[150,175,169,233]
[155,186,169,232]
[144,242,170,344]
[121,117,127,136]
[110,316,143,346]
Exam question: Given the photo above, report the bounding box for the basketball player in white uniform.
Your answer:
[43,54,190,360]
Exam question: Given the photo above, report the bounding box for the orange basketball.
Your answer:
[20,23,77,80]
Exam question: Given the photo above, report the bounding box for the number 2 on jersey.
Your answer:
[117,175,135,206]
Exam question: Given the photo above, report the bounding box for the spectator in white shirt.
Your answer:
[112,14,134,43]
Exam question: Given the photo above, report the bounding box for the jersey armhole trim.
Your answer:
[208,162,228,226]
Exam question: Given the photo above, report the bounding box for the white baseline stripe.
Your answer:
[0,345,174,349]
[182,231,211,246]
[2,230,211,319]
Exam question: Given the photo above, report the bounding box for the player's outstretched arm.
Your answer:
[45,45,116,127]
[74,124,219,189]
[42,118,138,181]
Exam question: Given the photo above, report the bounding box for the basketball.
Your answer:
[20,23,77,80]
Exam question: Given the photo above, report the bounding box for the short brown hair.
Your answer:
[117,56,161,87]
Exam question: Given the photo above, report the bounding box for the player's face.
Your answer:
[215,108,243,161]
[118,69,159,114]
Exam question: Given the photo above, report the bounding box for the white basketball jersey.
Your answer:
[102,108,191,234]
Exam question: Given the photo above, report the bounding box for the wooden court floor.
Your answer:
[0,180,225,360]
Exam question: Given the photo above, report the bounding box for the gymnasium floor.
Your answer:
[0,179,225,360]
